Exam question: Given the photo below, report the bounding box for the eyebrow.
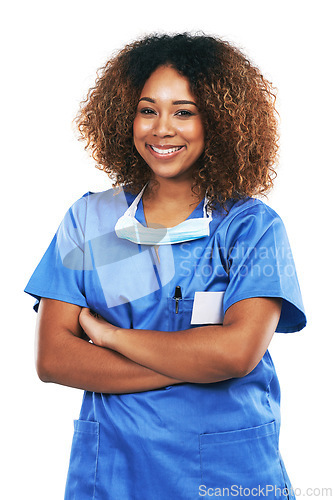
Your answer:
[138,97,198,107]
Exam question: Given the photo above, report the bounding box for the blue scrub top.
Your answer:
[25,188,306,500]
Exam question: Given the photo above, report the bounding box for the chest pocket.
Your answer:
[167,292,194,331]
[167,289,225,331]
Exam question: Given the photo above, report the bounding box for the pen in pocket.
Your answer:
[173,286,182,314]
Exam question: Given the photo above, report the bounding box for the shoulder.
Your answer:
[214,197,287,248]
[71,187,118,208]
[66,187,134,238]
[70,186,132,214]
[224,197,282,223]
[222,197,284,233]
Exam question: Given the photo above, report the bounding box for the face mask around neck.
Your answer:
[114,185,213,246]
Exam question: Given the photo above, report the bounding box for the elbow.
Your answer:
[231,354,259,379]
[204,355,251,383]
[35,353,55,383]
[35,328,70,384]
[36,361,50,383]
[209,352,258,381]
[232,364,252,379]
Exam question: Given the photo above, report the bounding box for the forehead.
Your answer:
[139,65,195,101]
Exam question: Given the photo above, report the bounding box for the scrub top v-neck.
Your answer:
[24,187,306,500]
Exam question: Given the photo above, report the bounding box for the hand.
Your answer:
[79,308,117,348]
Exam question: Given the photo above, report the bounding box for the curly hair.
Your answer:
[76,33,279,210]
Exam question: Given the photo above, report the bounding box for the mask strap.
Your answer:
[124,184,148,217]
[204,195,213,219]
[125,185,212,219]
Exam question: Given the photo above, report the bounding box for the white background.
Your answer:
[1,1,332,498]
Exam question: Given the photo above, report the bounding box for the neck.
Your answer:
[144,177,204,208]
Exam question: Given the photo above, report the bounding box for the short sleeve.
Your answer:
[24,196,89,312]
[221,202,306,333]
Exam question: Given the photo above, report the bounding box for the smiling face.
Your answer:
[133,65,205,183]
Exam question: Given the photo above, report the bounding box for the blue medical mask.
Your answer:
[115,185,213,245]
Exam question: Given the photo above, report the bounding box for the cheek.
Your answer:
[179,119,204,138]
[133,118,146,153]
[186,122,205,151]
[133,117,152,139]
[132,117,141,141]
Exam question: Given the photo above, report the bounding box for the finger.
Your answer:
[81,308,99,319]
[80,307,90,315]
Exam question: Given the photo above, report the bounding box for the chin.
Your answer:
[148,164,195,180]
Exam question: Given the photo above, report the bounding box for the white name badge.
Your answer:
[190,291,225,325]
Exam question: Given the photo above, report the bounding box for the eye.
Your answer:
[175,110,195,117]
[139,108,156,115]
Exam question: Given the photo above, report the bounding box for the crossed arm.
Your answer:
[35,296,282,394]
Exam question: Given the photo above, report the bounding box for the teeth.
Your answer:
[150,145,183,154]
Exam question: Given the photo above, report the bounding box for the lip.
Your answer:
[146,144,185,160]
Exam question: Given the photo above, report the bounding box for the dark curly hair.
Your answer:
[76,33,279,210]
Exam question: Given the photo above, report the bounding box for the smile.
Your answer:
[147,144,185,159]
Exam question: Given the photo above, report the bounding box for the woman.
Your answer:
[25,33,306,499]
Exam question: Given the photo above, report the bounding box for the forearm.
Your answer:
[103,325,239,383]
[78,297,281,385]
[37,332,182,394]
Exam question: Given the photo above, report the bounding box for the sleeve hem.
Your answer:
[24,287,88,310]
[223,290,307,334]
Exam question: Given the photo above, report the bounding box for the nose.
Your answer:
[153,114,176,137]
